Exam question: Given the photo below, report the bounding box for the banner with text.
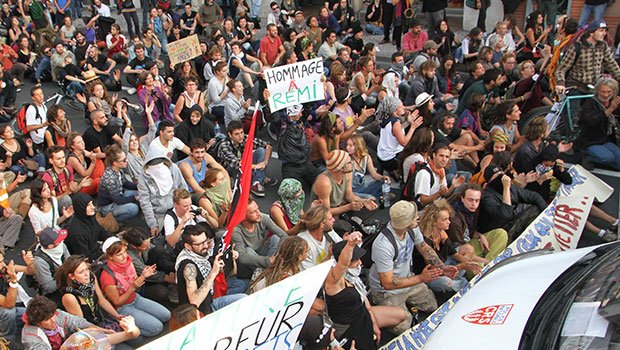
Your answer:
[265,58,325,112]
[381,164,612,349]
[167,34,201,67]
[139,262,331,350]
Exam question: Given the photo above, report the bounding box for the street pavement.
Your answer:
[2,3,618,348]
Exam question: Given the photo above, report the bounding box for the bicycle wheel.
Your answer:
[518,105,552,132]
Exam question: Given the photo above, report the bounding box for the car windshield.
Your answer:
[519,243,620,350]
[558,246,620,349]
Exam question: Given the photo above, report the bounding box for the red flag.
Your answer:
[213,102,260,298]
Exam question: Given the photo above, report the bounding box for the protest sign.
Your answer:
[138,261,332,350]
[264,58,325,112]
[167,34,201,67]
[381,164,611,350]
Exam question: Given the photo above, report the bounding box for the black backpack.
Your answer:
[361,226,416,269]
[401,161,434,208]
[25,247,57,292]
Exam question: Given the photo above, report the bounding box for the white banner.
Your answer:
[381,164,612,349]
[139,262,332,350]
[264,58,325,112]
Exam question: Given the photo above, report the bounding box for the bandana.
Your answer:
[204,179,230,215]
[50,119,70,138]
[428,158,446,182]
[147,162,173,196]
[378,96,401,127]
[42,244,65,266]
[277,179,304,225]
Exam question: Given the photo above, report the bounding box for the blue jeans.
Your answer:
[365,23,384,35]
[100,190,140,222]
[226,277,249,294]
[117,293,170,337]
[351,172,383,200]
[250,0,261,18]
[65,81,84,97]
[35,56,51,81]
[0,306,25,341]
[586,142,620,170]
[10,153,46,174]
[211,293,246,312]
[426,257,468,293]
[579,4,607,26]
[252,147,266,184]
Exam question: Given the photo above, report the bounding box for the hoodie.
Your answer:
[66,193,112,261]
[137,150,188,230]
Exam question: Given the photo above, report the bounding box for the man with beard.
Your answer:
[298,205,342,271]
[479,164,547,240]
[179,138,225,196]
[196,0,223,39]
[231,199,289,279]
[413,143,465,208]
[401,20,429,57]
[432,113,484,167]
[412,40,441,72]
[86,45,121,91]
[447,183,508,262]
[259,23,284,67]
[177,225,245,316]
[456,68,505,116]
[73,30,92,67]
[312,150,378,216]
[405,61,452,110]
[218,121,277,197]
[82,109,123,158]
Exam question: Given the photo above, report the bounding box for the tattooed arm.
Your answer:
[416,241,459,278]
[183,263,216,307]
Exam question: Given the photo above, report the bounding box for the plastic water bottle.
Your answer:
[382,180,391,208]
[214,122,223,140]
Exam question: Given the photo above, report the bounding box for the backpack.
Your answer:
[361,226,416,269]
[93,260,117,286]
[25,247,61,293]
[16,103,41,137]
[401,161,434,208]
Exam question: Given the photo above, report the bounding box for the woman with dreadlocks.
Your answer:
[248,236,309,293]
[376,96,424,179]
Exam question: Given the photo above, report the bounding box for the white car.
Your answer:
[423,242,620,349]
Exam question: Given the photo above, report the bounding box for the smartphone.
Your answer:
[222,244,232,259]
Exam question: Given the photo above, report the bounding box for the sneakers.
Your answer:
[127,87,137,95]
[263,177,278,187]
[601,230,618,242]
[251,182,265,197]
[607,222,619,236]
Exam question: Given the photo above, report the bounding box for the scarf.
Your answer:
[204,180,230,215]
[428,158,446,182]
[43,244,65,266]
[175,249,213,289]
[50,119,70,138]
[106,256,137,296]
[378,96,401,128]
[547,34,573,91]
[277,178,304,225]
[63,274,98,317]
[382,71,399,98]
[147,162,173,196]
[43,322,64,350]
[345,267,367,303]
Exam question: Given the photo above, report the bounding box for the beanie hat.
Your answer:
[326,150,350,172]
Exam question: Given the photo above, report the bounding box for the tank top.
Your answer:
[180,158,206,193]
[313,171,348,208]
[271,201,294,230]
[178,91,203,121]
[325,283,376,350]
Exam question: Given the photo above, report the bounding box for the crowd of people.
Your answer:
[0,0,619,348]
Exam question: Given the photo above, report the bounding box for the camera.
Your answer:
[535,43,545,50]
[190,208,202,217]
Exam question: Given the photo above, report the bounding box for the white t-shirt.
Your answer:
[298,230,342,271]
[163,207,206,242]
[26,104,48,145]
[149,137,186,160]
[28,197,61,234]
[95,4,111,17]
[402,153,424,183]
[413,168,446,200]
[369,224,424,295]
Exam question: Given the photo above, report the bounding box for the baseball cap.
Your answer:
[587,19,608,33]
[484,164,503,183]
[423,40,438,50]
[332,240,367,262]
[39,228,68,247]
